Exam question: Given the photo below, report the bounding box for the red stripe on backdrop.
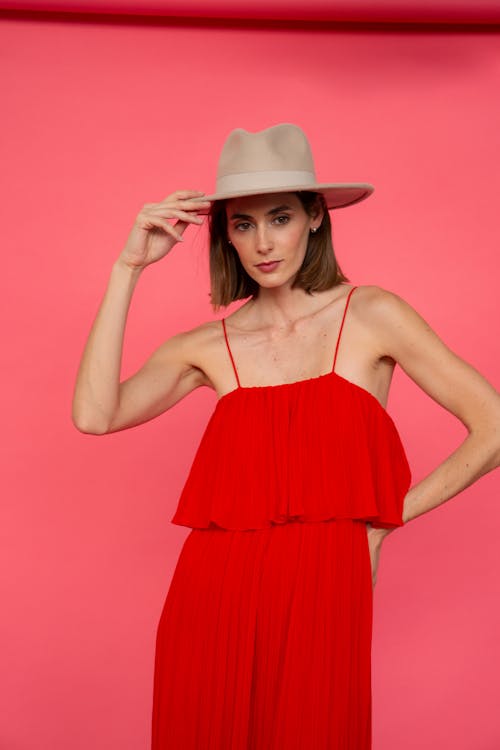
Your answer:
[1,0,500,25]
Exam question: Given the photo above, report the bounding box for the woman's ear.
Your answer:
[313,197,325,225]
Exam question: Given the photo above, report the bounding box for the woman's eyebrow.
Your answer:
[229,204,294,221]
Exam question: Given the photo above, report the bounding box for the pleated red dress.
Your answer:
[151,285,412,749]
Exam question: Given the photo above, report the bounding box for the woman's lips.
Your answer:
[255,260,282,273]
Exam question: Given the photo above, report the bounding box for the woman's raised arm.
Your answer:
[71,190,211,434]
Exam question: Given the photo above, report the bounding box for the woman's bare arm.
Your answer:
[367,286,500,529]
[71,262,206,435]
[71,190,211,434]
[72,259,142,434]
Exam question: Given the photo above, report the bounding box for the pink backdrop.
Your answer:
[1,9,499,750]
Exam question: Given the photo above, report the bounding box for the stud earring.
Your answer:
[310,227,318,233]
[228,239,232,244]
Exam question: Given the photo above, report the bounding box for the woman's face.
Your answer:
[225,192,322,289]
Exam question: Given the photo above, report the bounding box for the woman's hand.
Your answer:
[365,524,394,590]
[118,190,211,271]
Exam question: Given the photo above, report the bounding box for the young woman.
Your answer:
[72,124,500,749]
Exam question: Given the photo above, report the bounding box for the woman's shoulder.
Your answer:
[345,284,418,367]
[173,310,252,392]
[352,283,404,305]
[173,318,222,351]
[172,314,237,375]
[351,284,435,368]
[350,284,411,324]
[357,283,416,320]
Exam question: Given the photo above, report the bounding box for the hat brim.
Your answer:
[186,183,374,215]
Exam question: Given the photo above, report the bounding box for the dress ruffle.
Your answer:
[170,370,411,531]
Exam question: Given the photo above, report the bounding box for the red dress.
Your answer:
[151,285,411,749]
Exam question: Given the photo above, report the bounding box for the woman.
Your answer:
[72,124,500,749]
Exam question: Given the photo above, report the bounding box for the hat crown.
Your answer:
[217,123,316,179]
[188,121,374,213]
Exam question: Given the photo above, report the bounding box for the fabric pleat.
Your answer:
[152,518,373,749]
[170,370,412,531]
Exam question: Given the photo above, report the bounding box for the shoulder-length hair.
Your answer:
[207,191,350,312]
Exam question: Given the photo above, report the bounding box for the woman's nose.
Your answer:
[255,225,273,251]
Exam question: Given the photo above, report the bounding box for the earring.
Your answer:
[310,227,318,233]
[228,239,232,244]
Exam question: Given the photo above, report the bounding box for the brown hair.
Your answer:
[207,191,350,311]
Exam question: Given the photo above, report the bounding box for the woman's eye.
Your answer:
[235,215,290,232]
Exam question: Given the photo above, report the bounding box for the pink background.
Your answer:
[1,8,499,750]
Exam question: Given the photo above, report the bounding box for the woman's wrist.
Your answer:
[113,256,144,279]
[366,524,393,542]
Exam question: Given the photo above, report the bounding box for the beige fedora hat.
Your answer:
[188,123,374,215]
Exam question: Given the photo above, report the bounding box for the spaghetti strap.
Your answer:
[221,318,242,388]
[332,285,358,373]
